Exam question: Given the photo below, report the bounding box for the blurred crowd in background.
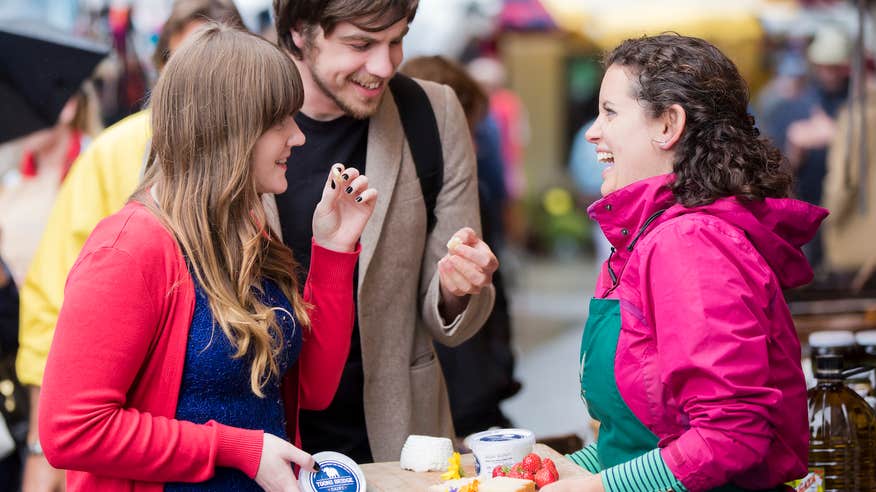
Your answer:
[2,0,875,279]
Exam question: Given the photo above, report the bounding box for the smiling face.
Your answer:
[293,16,408,120]
[586,64,675,196]
[251,115,305,194]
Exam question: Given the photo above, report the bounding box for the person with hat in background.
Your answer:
[784,23,851,268]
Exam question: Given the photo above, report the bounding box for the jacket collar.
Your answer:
[358,91,404,284]
[588,174,676,252]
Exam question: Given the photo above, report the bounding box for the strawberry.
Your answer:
[521,470,535,481]
[492,465,509,477]
[542,457,559,480]
[508,464,525,479]
[521,453,542,474]
[534,467,556,489]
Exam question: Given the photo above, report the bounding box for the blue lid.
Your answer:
[478,433,527,442]
[299,451,365,492]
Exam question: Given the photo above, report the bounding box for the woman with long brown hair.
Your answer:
[38,23,376,492]
[544,34,827,492]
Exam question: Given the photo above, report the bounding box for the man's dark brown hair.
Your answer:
[273,0,419,59]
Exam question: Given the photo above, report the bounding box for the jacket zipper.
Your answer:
[604,208,667,296]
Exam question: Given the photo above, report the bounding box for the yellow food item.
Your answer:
[441,452,464,480]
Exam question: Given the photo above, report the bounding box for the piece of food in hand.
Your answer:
[447,236,462,252]
[533,467,556,489]
[478,476,536,492]
[428,477,480,492]
[399,435,455,473]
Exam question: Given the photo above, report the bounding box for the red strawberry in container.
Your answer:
[507,464,525,479]
[521,453,542,475]
[534,467,557,489]
[542,457,559,480]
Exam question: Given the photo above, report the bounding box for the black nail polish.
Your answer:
[330,180,336,189]
[356,196,363,203]
[342,173,349,181]
[313,462,321,472]
[345,186,353,194]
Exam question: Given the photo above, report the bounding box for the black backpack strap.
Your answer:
[389,74,444,234]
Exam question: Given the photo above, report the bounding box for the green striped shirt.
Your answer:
[566,446,688,492]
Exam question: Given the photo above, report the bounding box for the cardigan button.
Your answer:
[605,204,613,211]
[621,228,630,236]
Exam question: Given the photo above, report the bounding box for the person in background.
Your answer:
[768,24,850,268]
[468,56,529,252]
[16,2,245,490]
[39,23,377,491]
[544,34,826,491]
[1,234,23,491]
[821,73,876,275]
[0,84,102,284]
[272,0,498,463]
[400,55,519,438]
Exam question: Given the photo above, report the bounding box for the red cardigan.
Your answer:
[39,201,357,491]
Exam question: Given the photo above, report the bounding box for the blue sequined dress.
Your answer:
[165,275,302,491]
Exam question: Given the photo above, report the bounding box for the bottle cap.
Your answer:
[855,330,876,346]
[814,354,845,378]
[809,330,856,348]
[298,451,366,492]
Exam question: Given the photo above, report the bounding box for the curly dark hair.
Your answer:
[273,0,418,59]
[606,34,792,206]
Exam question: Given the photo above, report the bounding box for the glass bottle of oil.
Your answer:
[807,354,876,491]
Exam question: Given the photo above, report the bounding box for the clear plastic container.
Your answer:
[807,354,876,491]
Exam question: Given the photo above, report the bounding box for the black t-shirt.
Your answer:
[274,112,373,462]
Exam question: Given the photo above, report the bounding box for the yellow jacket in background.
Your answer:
[16,110,151,386]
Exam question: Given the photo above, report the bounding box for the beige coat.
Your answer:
[266,79,495,462]
[823,85,876,271]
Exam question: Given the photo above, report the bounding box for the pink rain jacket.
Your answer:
[588,174,828,492]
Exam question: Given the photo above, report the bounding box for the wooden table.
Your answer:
[361,443,591,491]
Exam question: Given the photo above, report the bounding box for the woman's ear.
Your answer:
[656,104,686,150]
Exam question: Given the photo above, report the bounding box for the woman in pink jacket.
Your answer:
[39,24,376,492]
[544,35,828,492]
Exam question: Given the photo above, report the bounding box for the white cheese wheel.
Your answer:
[399,435,455,472]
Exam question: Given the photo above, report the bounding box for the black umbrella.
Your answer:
[0,20,110,144]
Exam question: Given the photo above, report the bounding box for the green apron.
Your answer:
[579,297,785,492]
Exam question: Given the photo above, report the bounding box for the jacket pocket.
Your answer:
[409,351,445,434]
[411,349,437,369]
